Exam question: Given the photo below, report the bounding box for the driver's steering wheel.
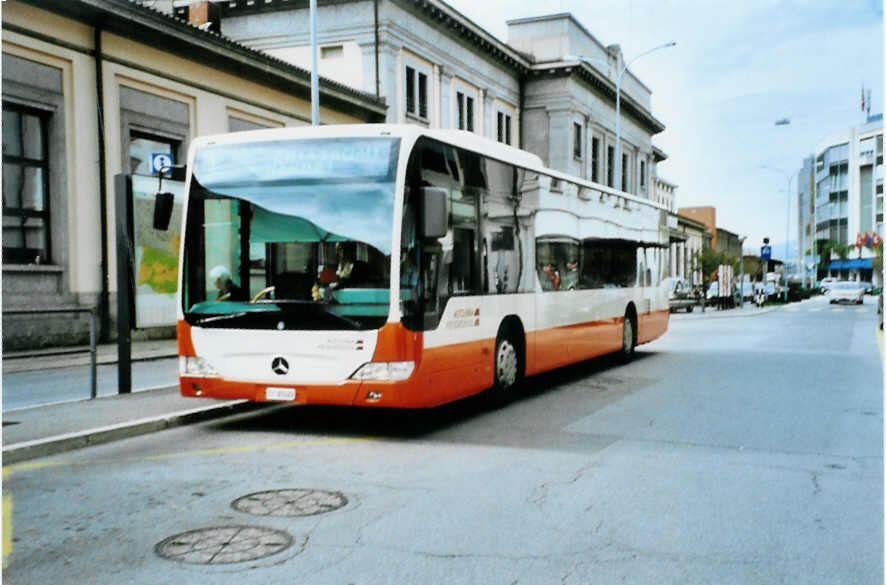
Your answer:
[250,286,275,303]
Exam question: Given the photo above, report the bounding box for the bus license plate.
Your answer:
[266,387,296,401]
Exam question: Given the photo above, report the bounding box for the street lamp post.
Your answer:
[310,0,319,125]
[739,235,747,308]
[761,164,795,303]
[565,41,676,192]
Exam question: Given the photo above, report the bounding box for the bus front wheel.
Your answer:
[488,332,522,405]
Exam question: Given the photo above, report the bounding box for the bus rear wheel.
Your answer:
[620,312,636,362]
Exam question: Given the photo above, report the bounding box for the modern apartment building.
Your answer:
[812,114,883,283]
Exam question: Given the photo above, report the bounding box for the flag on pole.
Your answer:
[861,84,866,112]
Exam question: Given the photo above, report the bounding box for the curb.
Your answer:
[672,306,778,320]
[2,400,267,465]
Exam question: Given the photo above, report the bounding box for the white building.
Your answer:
[812,114,883,283]
[209,2,669,200]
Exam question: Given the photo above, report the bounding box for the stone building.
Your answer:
[2,0,385,349]
[210,1,669,199]
[3,0,674,349]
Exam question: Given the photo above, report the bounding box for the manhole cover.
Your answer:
[155,525,293,564]
[232,489,348,517]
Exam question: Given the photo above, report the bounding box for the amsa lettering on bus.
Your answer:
[445,307,480,329]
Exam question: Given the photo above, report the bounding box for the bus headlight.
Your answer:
[350,361,415,381]
[180,356,220,377]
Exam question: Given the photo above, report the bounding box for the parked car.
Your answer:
[664,277,696,312]
[879,290,883,330]
[825,281,865,304]
[820,277,838,292]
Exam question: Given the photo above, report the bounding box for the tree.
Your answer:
[692,248,737,292]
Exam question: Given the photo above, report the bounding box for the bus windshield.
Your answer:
[182,137,400,331]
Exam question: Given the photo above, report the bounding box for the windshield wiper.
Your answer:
[194,312,251,325]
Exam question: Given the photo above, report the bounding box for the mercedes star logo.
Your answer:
[271,357,289,376]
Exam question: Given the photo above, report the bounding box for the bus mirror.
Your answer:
[419,187,447,239]
[153,192,174,231]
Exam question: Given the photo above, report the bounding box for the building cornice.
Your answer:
[210,0,533,74]
[529,61,665,135]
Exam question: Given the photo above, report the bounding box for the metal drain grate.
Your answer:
[232,489,348,517]
[155,525,293,564]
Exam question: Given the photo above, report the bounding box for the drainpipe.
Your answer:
[374,0,380,99]
[94,23,110,341]
[518,74,525,150]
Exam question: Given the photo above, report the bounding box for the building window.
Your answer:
[418,72,428,119]
[457,92,474,132]
[606,145,614,188]
[129,131,179,176]
[573,123,582,159]
[320,45,343,59]
[405,67,429,120]
[466,96,474,132]
[497,112,512,145]
[405,66,415,115]
[621,153,629,192]
[591,136,599,183]
[640,160,646,189]
[3,103,51,264]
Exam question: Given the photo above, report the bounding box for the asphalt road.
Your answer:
[3,295,882,584]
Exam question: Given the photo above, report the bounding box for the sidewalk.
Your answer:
[2,338,264,465]
[669,301,779,320]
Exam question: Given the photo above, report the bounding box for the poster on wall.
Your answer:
[131,174,184,328]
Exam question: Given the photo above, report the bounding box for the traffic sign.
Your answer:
[760,245,771,260]
[151,153,174,176]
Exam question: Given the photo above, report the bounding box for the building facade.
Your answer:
[211,1,668,199]
[812,114,883,283]
[797,155,816,286]
[2,0,385,349]
[3,0,674,349]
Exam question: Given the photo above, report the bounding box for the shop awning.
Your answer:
[828,258,873,270]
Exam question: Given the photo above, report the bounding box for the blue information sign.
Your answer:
[151,153,174,176]
[760,245,771,260]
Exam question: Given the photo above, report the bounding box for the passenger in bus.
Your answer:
[561,260,579,290]
[541,263,561,291]
[209,265,244,301]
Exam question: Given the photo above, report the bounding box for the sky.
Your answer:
[443,0,884,258]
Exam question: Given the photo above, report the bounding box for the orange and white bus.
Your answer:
[173,124,669,408]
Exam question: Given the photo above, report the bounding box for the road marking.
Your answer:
[2,495,10,568]
[832,308,845,313]
[878,326,883,361]
[145,437,375,461]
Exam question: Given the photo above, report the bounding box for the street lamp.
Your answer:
[760,163,795,303]
[565,41,676,193]
[310,0,319,125]
[738,235,747,307]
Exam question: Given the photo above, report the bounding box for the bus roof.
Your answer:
[189,124,668,214]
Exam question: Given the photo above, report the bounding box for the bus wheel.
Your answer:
[620,312,636,362]
[488,333,521,405]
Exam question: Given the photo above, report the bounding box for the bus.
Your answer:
[169,124,669,408]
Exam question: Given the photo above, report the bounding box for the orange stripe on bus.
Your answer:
[177,320,196,357]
